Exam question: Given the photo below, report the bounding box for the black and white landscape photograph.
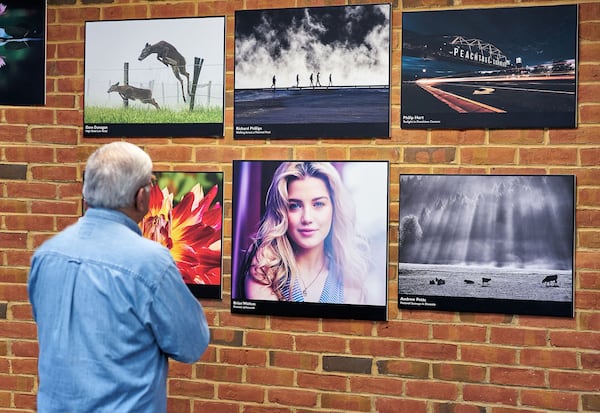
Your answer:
[234,4,390,139]
[398,175,575,317]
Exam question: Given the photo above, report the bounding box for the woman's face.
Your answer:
[285,176,333,252]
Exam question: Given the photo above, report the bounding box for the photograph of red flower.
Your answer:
[140,171,223,299]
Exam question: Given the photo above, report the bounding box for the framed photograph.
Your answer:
[84,16,225,137]
[401,5,578,129]
[232,161,389,320]
[140,171,224,299]
[398,175,575,317]
[234,4,391,139]
[0,0,46,106]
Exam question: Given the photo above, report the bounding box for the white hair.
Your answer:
[82,142,152,209]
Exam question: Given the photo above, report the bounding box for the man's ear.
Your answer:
[134,187,148,212]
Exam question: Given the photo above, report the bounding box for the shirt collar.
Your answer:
[84,207,142,236]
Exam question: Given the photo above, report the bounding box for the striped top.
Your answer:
[282,266,344,303]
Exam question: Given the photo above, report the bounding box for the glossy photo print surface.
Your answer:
[232,161,389,320]
[398,175,575,317]
[140,172,224,299]
[84,17,225,137]
[401,5,578,129]
[0,0,46,106]
[234,4,391,139]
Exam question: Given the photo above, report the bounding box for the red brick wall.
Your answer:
[0,0,598,412]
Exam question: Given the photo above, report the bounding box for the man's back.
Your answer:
[29,208,209,412]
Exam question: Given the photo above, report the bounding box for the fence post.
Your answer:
[189,57,204,111]
[123,62,129,108]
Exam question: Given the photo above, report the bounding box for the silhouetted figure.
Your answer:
[316,72,322,87]
[271,75,276,89]
[296,74,299,88]
[328,73,332,87]
[309,73,314,87]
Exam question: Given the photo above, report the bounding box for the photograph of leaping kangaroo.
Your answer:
[138,40,190,102]
[107,82,160,109]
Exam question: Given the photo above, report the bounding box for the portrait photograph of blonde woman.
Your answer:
[231,160,389,321]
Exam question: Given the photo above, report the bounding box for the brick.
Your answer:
[461,147,516,165]
[550,331,600,350]
[0,164,27,180]
[0,199,27,214]
[520,348,577,369]
[406,380,458,400]
[210,329,243,347]
[268,387,317,407]
[245,331,294,350]
[432,363,486,383]
[31,127,79,145]
[520,148,577,165]
[321,392,372,412]
[521,389,579,411]
[0,233,27,249]
[376,359,429,379]
[0,374,34,392]
[490,327,547,346]
[349,376,404,396]
[217,383,265,403]
[404,147,456,163]
[167,397,191,413]
[247,366,294,386]
[582,393,600,411]
[489,367,545,387]
[269,350,318,371]
[349,337,401,357]
[489,129,544,145]
[192,400,239,413]
[405,342,458,360]
[297,372,346,392]
[0,125,28,142]
[323,355,372,374]
[549,371,600,391]
[432,324,486,342]
[460,345,516,365]
[168,379,214,398]
[375,397,427,413]
[463,384,518,405]
[219,348,267,367]
[295,335,346,353]
[196,364,242,383]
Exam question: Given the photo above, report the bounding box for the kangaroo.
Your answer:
[138,41,190,102]
[107,82,160,109]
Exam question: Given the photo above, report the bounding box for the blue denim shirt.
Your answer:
[28,208,210,413]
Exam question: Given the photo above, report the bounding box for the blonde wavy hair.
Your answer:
[242,162,369,302]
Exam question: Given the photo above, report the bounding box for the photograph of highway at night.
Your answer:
[401,5,577,129]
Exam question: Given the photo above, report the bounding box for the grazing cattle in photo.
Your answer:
[435,278,445,285]
[542,274,558,286]
[429,279,435,285]
[107,82,160,109]
[138,40,190,102]
[482,277,491,286]
[464,279,474,284]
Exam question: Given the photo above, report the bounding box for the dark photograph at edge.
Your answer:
[234,3,391,139]
[398,175,575,317]
[0,0,46,106]
[231,161,389,321]
[139,172,223,299]
[401,5,578,129]
[84,16,225,137]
